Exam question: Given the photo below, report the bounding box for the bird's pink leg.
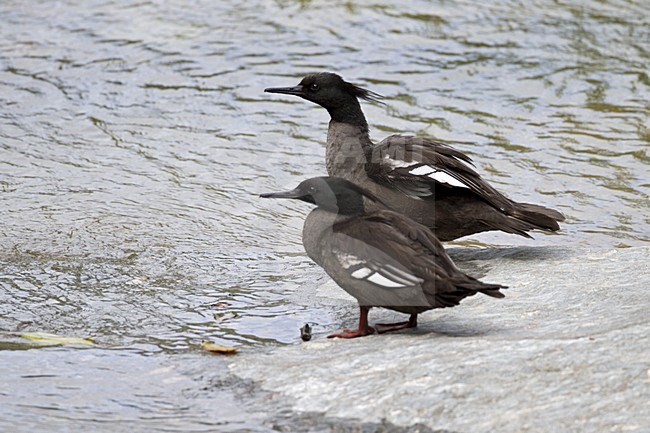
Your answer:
[375,314,418,334]
[328,306,375,339]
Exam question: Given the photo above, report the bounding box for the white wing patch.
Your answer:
[335,251,423,289]
[350,267,372,279]
[348,266,410,288]
[366,273,408,288]
[430,171,469,188]
[408,165,469,189]
[409,165,436,176]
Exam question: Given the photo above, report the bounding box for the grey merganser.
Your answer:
[265,73,565,241]
[261,176,506,338]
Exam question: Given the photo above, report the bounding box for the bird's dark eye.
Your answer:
[309,83,319,91]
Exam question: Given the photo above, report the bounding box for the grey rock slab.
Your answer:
[231,247,650,433]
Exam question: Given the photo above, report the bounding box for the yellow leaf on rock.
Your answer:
[201,341,237,354]
[19,332,95,346]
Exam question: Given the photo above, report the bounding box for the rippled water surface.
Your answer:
[1,0,648,430]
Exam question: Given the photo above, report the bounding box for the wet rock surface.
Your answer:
[231,247,650,433]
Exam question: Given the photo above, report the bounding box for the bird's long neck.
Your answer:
[326,100,369,132]
[325,102,373,178]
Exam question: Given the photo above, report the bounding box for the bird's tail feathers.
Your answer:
[511,202,565,232]
[455,278,507,298]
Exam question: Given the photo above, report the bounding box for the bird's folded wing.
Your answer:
[366,135,514,212]
[330,211,458,291]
